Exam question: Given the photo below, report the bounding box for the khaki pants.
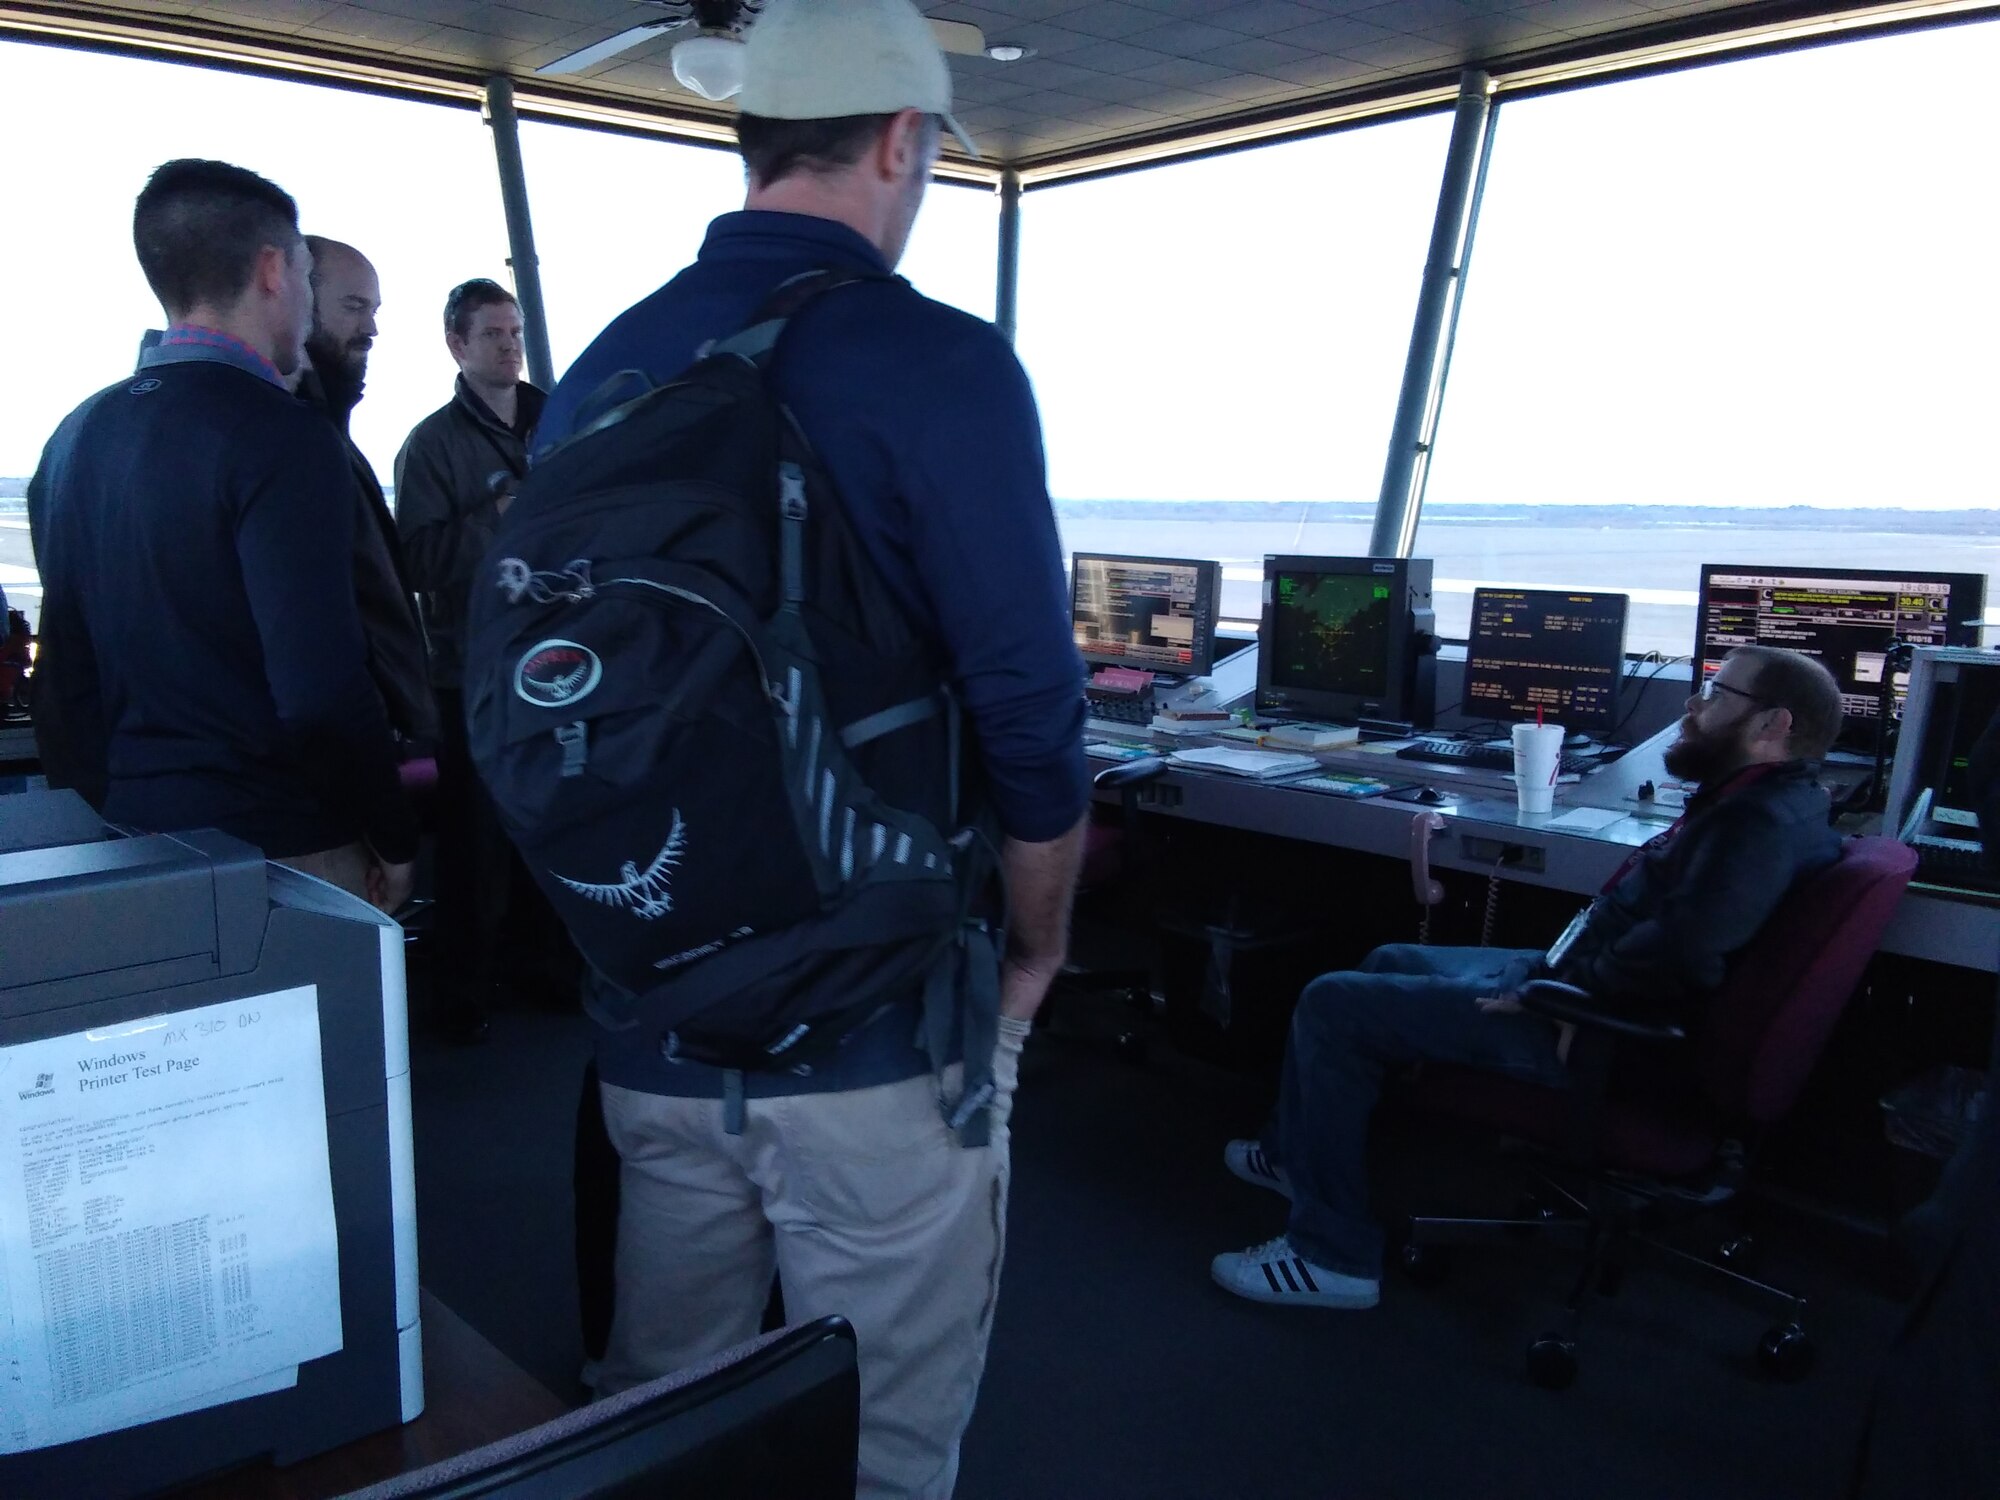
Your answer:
[272,842,374,905]
[599,1017,1029,1500]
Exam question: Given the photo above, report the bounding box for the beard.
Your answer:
[1662,715,1744,784]
[305,329,369,415]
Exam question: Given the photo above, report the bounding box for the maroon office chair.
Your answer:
[1401,835,1918,1390]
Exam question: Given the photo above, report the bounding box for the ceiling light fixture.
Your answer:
[671,31,745,100]
[986,44,1028,62]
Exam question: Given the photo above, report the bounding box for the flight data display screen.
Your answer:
[1695,567,1986,728]
[1267,570,1392,699]
[1071,554,1217,673]
[1464,589,1629,731]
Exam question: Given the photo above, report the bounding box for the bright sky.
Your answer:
[1,19,1996,515]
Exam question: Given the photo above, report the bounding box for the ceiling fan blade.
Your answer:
[536,20,686,76]
[929,17,987,57]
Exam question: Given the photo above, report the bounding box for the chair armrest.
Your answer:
[1093,757,1169,790]
[1518,980,1686,1044]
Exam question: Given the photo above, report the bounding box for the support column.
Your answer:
[1370,69,1495,560]
[482,75,556,392]
[995,169,1022,344]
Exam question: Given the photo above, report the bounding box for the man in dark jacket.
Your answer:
[28,158,417,908]
[395,279,550,1040]
[297,235,436,750]
[395,278,544,686]
[1211,643,1845,1310]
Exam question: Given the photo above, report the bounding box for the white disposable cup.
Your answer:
[1512,723,1565,815]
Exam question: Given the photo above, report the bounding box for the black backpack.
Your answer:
[461,272,1003,1139]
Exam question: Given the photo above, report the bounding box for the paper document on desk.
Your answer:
[1170,746,1321,780]
[0,986,343,1454]
[1543,807,1629,832]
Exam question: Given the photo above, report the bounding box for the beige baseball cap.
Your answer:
[740,0,979,160]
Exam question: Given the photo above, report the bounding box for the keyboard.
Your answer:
[1084,690,1152,726]
[1911,833,2000,893]
[1395,737,1596,775]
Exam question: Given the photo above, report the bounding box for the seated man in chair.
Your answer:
[1212,644,1845,1310]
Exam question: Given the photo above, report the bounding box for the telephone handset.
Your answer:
[1411,811,1446,942]
[1411,810,1508,944]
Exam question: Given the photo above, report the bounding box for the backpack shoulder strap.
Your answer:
[708,267,900,367]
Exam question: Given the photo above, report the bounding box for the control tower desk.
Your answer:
[1086,723,1998,974]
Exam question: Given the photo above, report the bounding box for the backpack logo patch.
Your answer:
[555,811,686,921]
[516,639,602,708]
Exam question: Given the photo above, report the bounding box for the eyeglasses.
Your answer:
[1699,678,1772,709]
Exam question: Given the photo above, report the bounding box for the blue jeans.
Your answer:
[1263,944,1570,1278]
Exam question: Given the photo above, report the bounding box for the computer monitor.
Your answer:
[1255,556,1435,726]
[1885,646,2000,837]
[1070,553,1220,675]
[1694,565,1986,746]
[351,1316,861,1500]
[1463,588,1629,732]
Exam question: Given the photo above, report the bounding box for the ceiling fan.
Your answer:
[536,1,991,101]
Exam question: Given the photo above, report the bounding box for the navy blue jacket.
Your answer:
[539,210,1088,1099]
[539,211,1088,843]
[28,335,418,863]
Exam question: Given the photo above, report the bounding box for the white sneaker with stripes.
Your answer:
[1223,1139,1293,1200]
[1211,1235,1380,1309]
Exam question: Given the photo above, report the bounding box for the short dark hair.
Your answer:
[736,112,908,187]
[1729,645,1845,760]
[133,159,300,317]
[444,278,519,339]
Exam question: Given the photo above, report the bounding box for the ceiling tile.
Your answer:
[1337,33,1464,67]
[1349,0,1488,31]
[1272,15,1402,52]
[994,20,1104,56]
[298,11,440,46]
[1046,1,1175,39]
[1199,36,1319,72]
[1128,18,1246,54]
[1122,54,1240,89]
[1263,51,1384,87]
[199,0,337,30]
[1057,38,1181,73]
[1206,1,1332,35]
[1006,56,1114,90]
[1059,69,1176,103]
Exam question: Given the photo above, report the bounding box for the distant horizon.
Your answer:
[4,483,1998,531]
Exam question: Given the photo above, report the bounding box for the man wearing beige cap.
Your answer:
[534,1,1088,1495]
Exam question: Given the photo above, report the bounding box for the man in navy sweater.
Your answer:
[28,159,417,908]
[534,4,1086,1494]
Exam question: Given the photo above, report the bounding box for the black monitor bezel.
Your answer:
[1462,586,1631,732]
[1069,552,1221,677]
[1255,554,1426,724]
[1693,563,1988,745]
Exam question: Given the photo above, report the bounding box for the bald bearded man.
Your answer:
[297,235,437,752]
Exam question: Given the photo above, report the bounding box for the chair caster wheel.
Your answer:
[1715,1233,1759,1272]
[1527,1334,1578,1390]
[1757,1323,1815,1382]
[1399,1243,1451,1288]
[1505,1195,1564,1239]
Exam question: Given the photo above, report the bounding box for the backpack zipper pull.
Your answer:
[555,721,589,778]
[778,462,808,608]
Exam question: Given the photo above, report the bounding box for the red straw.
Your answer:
[1536,704,1544,728]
